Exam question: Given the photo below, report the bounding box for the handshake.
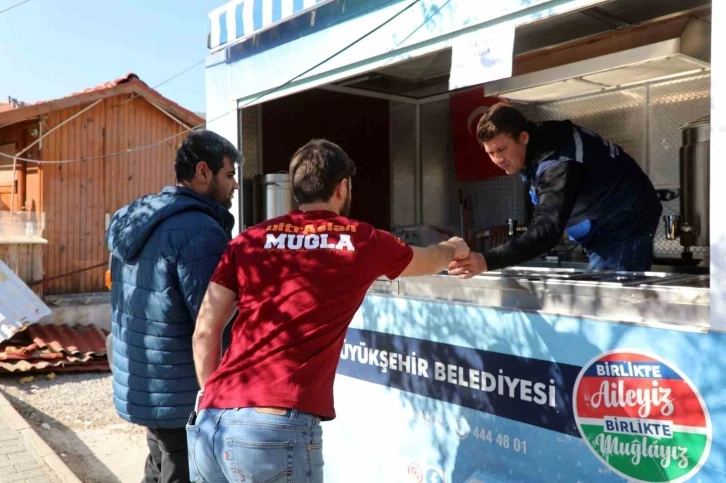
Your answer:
[441,236,488,279]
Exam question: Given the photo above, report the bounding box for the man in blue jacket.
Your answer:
[449,103,662,278]
[106,130,240,483]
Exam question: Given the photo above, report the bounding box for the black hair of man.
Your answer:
[289,139,357,204]
[175,130,242,182]
[476,103,529,143]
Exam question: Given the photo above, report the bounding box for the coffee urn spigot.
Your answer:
[663,215,694,260]
[507,218,527,238]
[507,219,518,237]
[664,215,681,240]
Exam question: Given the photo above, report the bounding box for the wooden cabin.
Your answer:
[0,74,204,294]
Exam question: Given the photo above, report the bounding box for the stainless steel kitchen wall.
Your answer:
[390,102,418,228]
[241,106,261,179]
[390,99,528,235]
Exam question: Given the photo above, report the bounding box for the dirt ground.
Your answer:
[0,372,147,483]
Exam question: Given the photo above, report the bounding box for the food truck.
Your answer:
[204,0,724,481]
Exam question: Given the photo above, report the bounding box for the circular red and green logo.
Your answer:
[573,350,712,483]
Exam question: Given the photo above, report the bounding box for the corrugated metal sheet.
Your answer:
[0,259,51,343]
[0,323,109,373]
[28,323,107,355]
[0,360,110,373]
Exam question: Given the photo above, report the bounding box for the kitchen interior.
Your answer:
[242,0,712,313]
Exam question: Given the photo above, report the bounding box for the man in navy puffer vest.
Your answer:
[449,103,662,278]
[106,130,240,483]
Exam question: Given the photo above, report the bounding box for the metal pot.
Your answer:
[253,173,295,224]
[679,115,710,247]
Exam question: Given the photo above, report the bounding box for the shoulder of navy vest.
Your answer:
[524,150,557,181]
[532,150,556,165]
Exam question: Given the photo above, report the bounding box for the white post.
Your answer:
[710,0,726,331]
[206,57,242,237]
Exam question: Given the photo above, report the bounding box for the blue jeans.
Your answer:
[586,234,655,271]
[187,408,324,483]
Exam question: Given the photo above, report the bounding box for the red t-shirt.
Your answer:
[199,210,413,419]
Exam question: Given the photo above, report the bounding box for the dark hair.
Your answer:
[174,130,242,182]
[289,139,357,204]
[476,103,528,143]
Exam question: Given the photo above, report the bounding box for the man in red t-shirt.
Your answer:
[187,139,469,483]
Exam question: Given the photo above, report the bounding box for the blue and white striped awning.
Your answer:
[209,0,335,50]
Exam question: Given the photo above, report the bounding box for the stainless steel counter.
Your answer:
[521,258,709,274]
[370,267,710,332]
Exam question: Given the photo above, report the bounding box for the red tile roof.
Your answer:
[0,73,204,128]
[71,73,142,95]
[0,323,109,373]
[1,74,142,113]
[42,73,149,103]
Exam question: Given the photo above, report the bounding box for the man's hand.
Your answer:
[447,252,487,279]
[399,237,470,278]
[444,236,470,260]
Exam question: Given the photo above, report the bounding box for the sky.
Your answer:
[0,0,224,114]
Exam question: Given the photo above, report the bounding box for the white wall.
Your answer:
[205,56,242,237]
[224,0,608,106]
[710,1,725,331]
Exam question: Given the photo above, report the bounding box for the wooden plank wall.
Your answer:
[41,95,185,294]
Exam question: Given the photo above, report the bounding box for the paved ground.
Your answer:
[0,373,147,483]
[0,392,79,483]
